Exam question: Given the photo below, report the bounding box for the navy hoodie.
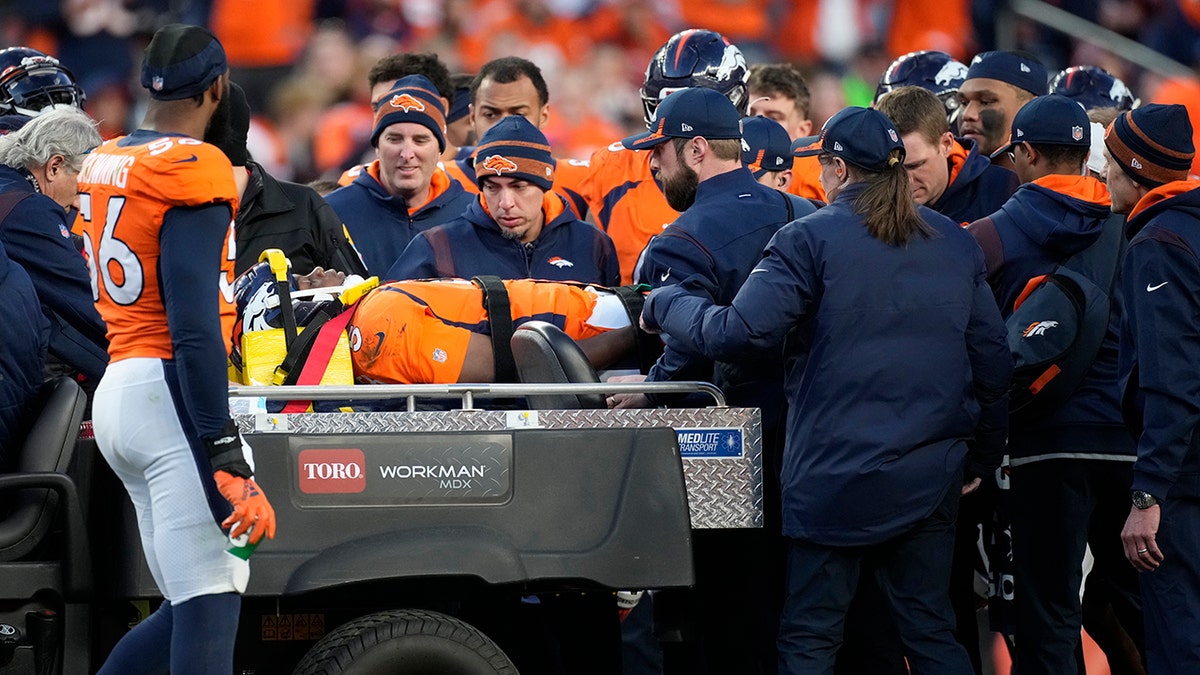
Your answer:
[325,161,474,276]
[388,192,620,285]
[968,175,1132,462]
[0,164,108,379]
[930,137,1020,224]
[1117,180,1200,500]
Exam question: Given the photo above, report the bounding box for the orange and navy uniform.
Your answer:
[578,142,681,284]
[77,132,239,363]
[348,278,611,384]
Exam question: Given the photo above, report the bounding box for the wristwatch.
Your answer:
[1131,490,1158,510]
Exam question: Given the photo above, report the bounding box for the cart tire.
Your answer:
[292,609,518,675]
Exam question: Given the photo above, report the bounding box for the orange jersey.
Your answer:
[579,142,681,284]
[77,133,239,363]
[787,154,826,202]
[348,278,608,384]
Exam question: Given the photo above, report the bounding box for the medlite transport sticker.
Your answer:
[676,428,743,458]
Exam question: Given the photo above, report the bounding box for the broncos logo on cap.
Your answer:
[390,93,425,113]
[481,155,519,175]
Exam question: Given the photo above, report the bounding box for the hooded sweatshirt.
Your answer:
[930,137,1020,224]
[1118,180,1200,500]
[968,175,1132,461]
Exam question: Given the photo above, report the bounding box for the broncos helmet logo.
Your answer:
[390,93,425,113]
[481,155,519,175]
[934,61,968,87]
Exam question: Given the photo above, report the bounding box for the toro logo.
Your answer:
[390,93,425,113]
[298,448,366,494]
[481,155,519,175]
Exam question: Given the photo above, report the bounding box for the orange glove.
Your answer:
[213,470,277,545]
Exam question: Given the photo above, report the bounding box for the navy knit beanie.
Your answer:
[474,116,556,191]
[371,74,447,151]
[1105,103,1194,187]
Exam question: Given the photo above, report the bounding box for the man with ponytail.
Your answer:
[643,106,1012,674]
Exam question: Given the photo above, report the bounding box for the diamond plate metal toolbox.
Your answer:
[235,406,762,529]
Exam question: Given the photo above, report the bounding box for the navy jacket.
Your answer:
[0,165,107,380]
[636,167,815,409]
[0,238,49,466]
[930,138,1020,224]
[645,182,1011,546]
[387,193,620,285]
[234,161,367,277]
[968,176,1132,462]
[1117,181,1200,501]
[325,162,474,276]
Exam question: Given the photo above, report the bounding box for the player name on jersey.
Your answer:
[79,152,137,188]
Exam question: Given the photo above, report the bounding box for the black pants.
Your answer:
[1010,459,1143,675]
[778,484,973,675]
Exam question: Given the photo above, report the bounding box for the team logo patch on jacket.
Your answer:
[390,93,425,113]
[1022,320,1058,337]
[547,256,574,268]
[481,155,519,175]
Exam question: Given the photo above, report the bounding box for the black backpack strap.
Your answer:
[471,275,518,383]
[779,188,794,222]
[1061,212,1126,293]
[612,283,662,373]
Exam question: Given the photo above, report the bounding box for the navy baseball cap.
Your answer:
[447,84,471,123]
[741,116,793,177]
[622,87,741,150]
[141,24,228,101]
[992,94,1090,159]
[965,51,1048,96]
[792,107,905,171]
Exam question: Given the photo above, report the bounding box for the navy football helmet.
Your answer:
[230,261,335,370]
[1050,66,1138,111]
[641,29,748,127]
[0,47,85,118]
[875,50,968,128]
